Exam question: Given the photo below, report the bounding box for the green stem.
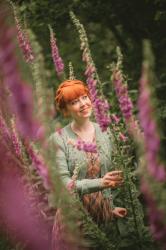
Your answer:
[110,129,143,249]
[125,172,142,250]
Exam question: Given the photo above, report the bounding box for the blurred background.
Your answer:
[13,0,166,150]
[1,0,166,249]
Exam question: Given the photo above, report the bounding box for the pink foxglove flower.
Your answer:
[0,15,39,139]
[141,181,166,245]
[84,57,111,131]
[0,111,11,142]
[112,70,133,122]
[0,133,51,250]
[52,209,78,250]
[11,118,22,157]
[111,114,120,124]
[119,132,127,142]
[0,169,51,250]
[70,12,111,131]
[87,76,111,131]
[49,26,64,76]
[138,65,166,182]
[76,139,97,153]
[66,180,76,192]
[67,138,97,153]
[14,12,34,63]
[26,142,50,190]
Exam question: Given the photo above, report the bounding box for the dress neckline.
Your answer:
[69,122,96,144]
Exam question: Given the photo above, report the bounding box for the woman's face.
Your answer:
[66,94,92,120]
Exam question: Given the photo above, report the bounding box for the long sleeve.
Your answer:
[50,132,103,195]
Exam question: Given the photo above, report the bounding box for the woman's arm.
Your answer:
[56,146,103,195]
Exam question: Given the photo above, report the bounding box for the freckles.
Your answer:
[86,99,92,106]
[88,103,92,109]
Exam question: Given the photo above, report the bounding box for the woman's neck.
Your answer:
[71,118,92,133]
[71,119,95,142]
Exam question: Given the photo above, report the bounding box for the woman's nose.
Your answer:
[79,98,86,106]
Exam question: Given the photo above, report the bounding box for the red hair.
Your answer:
[55,79,90,113]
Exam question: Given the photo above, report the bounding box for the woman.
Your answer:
[50,79,127,248]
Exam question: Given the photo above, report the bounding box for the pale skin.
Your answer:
[65,94,127,218]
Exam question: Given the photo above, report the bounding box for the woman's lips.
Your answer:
[80,107,90,112]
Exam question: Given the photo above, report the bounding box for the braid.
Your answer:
[55,80,89,113]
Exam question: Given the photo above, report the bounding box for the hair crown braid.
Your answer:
[55,79,90,113]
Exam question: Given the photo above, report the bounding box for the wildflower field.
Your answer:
[0,1,166,249]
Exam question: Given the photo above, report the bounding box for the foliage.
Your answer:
[1,1,166,249]
[13,0,166,145]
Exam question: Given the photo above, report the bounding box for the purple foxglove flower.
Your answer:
[93,96,111,132]
[0,131,51,250]
[0,111,11,142]
[119,132,127,142]
[76,139,97,153]
[82,47,111,131]
[82,51,89,62]
[141,180,166,246]
[112,70,133,122]
[27,143,50,189]
[111,114,120,124]
[71,12,114,131]
[11,119,22,157]
[52,210,78,250]
[0,164,51,250]
[138,65,166,182]
[85,65,95,77]
[49,26,64,76]
[0,17,39,139]
[67,180,76,191]
[14,14,34,63]
[87,77,97,87]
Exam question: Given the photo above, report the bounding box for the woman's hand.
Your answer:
[112,207,127,218]
[102,170,124,189]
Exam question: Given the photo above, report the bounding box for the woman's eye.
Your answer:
[82,95,88,99]
[71,99,78,105]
